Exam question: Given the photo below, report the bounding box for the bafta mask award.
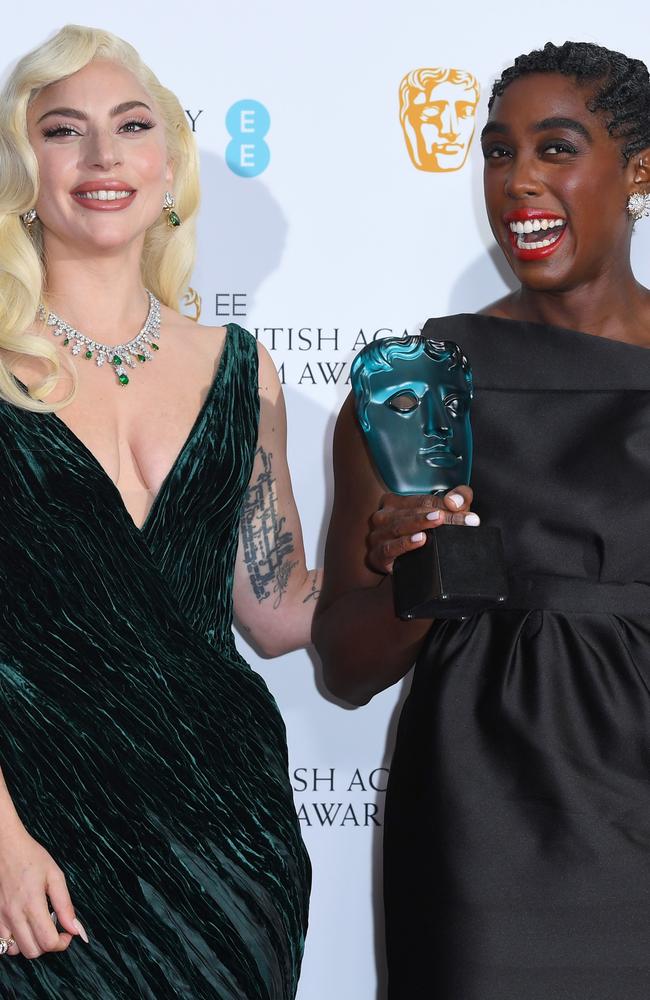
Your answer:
[351,335,508,619]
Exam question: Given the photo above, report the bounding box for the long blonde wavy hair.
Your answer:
[0,24,200,411]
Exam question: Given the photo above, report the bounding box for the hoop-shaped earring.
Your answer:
[627,191,650,221]
[162,191,182,228]
[21,208,38,232]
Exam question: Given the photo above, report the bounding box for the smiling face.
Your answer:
[27,58,172,255]
[481,72,640,292]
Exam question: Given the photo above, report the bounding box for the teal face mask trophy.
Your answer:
[351,336,507,618]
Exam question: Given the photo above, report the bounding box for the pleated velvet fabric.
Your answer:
[384,315,650,1000]
[0,324,310,999]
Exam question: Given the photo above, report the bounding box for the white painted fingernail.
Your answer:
[465,513,480,526]
[448,493,464,509]
[426,510,440,521]
[410,532,425,542]
[73,919,89,944]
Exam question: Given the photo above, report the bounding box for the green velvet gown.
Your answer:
[0,325,310,999]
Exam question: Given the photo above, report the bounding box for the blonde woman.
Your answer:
[0,25,317,999]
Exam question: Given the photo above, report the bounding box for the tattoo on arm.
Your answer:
[241,447,298,608]
[302,571,321,604]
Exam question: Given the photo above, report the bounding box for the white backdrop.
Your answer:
[5,4,650,997]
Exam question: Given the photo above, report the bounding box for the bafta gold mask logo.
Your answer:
[399,68,480,172]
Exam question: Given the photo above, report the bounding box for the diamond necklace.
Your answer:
[38,290,161,387]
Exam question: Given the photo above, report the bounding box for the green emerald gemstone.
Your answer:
[112,355,122,365]
[63,337,70,346]
[118,373,129,385]
[137,353,146,363]
[168,210,181,227]
[150,343,160,351]
[85,350,93,360]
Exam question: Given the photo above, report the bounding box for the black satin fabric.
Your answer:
[384,315,650,999]
[0,325,310,999]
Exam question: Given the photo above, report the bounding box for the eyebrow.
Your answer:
[36,100,152,124]
[481,116,592,142]
[535,116,592,141]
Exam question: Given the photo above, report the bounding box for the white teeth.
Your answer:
[516,230,562,250]
[75,190,132,201]
[509,217,566,233]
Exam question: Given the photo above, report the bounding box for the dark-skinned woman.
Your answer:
[314,41,650,1000]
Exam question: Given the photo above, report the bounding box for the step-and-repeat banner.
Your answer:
[6,4,650,996]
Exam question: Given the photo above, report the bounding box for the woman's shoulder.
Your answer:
[161,310,262,403]
[421,308,650,391]
[172,309,260,359]
[419,310,512,346]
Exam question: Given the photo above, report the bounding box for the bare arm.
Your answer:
[312,394,474,705]
[233,342,322,657]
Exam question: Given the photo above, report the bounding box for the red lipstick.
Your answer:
[71,180,136,212]
[504,208,567,261]
[503,209,565,223]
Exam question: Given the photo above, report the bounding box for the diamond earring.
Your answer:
[20,208,38,232]
[627,191,650,221]
[162,191,181,228]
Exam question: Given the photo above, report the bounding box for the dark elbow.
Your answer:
[319,654,374,707]
[334,683,373,708]
[313,613,376,706]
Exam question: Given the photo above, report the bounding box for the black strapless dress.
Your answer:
[0,325,310,999]
[384,315,650,1000]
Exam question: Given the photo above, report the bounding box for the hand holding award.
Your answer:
[350,335,507,618]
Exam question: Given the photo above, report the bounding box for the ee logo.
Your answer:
[226,100,270,177]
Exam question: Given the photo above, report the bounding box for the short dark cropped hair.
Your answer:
[489,41,650,162]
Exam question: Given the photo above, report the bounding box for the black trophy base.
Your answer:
[392,525,508,620]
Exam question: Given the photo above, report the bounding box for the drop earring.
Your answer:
[627,191,650,221]
[162,191,182,228]
[21,208,38,232]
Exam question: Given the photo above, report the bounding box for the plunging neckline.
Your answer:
[19,325,232,535]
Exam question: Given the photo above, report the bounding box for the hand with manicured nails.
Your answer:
[0,817,89,959]
[367,486,479,574]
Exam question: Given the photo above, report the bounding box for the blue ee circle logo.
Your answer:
[226,100,270,178]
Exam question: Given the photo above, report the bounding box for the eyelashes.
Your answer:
[41,118,156,138]
[41,125,79,137]
[120,118,156,133]
[481,145,510,159]
[482,140,579,159]
[542,141,578,155]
